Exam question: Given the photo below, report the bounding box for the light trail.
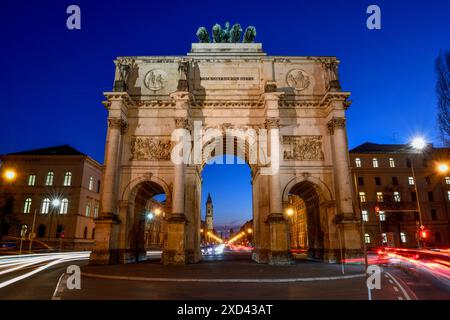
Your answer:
[0,252,90,289]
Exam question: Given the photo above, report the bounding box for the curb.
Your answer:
[81,272,366,283]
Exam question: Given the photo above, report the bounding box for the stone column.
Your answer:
[327,116,362,260]
[327,117,353,215]
[90,94,128,265]
[163,92,191,265]
[265,115,292,265]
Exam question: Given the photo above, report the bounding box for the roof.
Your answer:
[206,193,212,203]
[5,145,86,156]
[349,142,429,154]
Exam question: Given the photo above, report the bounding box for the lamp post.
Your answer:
[48,198,61,248]
[410,137,426,248]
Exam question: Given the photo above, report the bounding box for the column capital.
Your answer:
[265,117,280,130]
[108,118,128,134]
[174,117,190,130]
[327,117,346,135]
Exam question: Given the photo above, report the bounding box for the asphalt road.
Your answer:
[0,251,448,300]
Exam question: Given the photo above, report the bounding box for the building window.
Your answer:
[28,174,36,186]
[85,202,91,217]
[364,233,371,244]
[63,172,72,186]
[97,181,101,193]
[355,158,362,168]
[445,177,450,185]
[358,177,364,186]
[92,228,96,239]
[23,198,32,214]
[93,204,99,218]
[362,210,369,222]
[37,225,46,238]
[394,192,401,202]
[56,225,64,238]
[372,158,379,168]
[414,212,419,221]
[89,176,94,191]
[411,191,417,202]
[400,232,407,243]
[375,177,381,186]
[41,198,50,214]
[431,209,437,221]
[406,158,412,168]
[389,158,395,168]
[447,191,450,201]
[392,177,398,186]
[45,171,54,186]
[382,233,387,243]
[425,176,431,185]
[60,198,69,214]
[428,191,434,202]
[408,177,415,185]
[379,211,386,221]
[83,227,88,239]
[359,192,366,203]
[376,192,384,202]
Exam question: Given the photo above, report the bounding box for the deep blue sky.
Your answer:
[1,0,449,228]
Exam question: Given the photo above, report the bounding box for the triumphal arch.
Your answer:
[90,25,362,265]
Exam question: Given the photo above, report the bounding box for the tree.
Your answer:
[436,49,450,146]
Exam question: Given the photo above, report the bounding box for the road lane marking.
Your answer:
[385,271,411,300]
[52,273,66,300]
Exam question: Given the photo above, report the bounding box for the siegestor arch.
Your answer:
[282,175,333,205]
[121,175,172,206]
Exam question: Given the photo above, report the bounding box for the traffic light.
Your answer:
[420,230,428,239]
[375,206,380,215]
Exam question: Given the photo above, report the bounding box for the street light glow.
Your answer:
[247,228,253,234]
[51,199,61,207]
[154,208,162,216]
[3,169,16,181]
[146,212,154,220]
[437,163,449,174]
[411,137,426,150]
[286,208,294,216]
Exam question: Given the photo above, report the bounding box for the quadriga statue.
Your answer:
[243,26,256,43]
[196,27,210,43]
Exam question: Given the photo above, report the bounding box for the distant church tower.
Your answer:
[205,193,214,231]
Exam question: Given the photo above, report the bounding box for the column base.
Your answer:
[252,249,269,263]
[162,249,199,265]
[89,215,120,265]
[268,250,294,265]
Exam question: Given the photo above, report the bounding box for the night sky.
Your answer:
[1,0,449,229]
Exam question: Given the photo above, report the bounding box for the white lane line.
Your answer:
[52,273,66,300]
[388,279,394,284]
[81,272,366,283]
[385,272,411,300]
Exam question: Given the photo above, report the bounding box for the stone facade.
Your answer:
[0,145,101,251]
[90,43,362,265]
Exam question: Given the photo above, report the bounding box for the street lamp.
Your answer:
[410,137,427,248]
[286,208,294,216]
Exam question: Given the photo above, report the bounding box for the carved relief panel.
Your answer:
[130,136,171,161]
[283,136,324,161]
